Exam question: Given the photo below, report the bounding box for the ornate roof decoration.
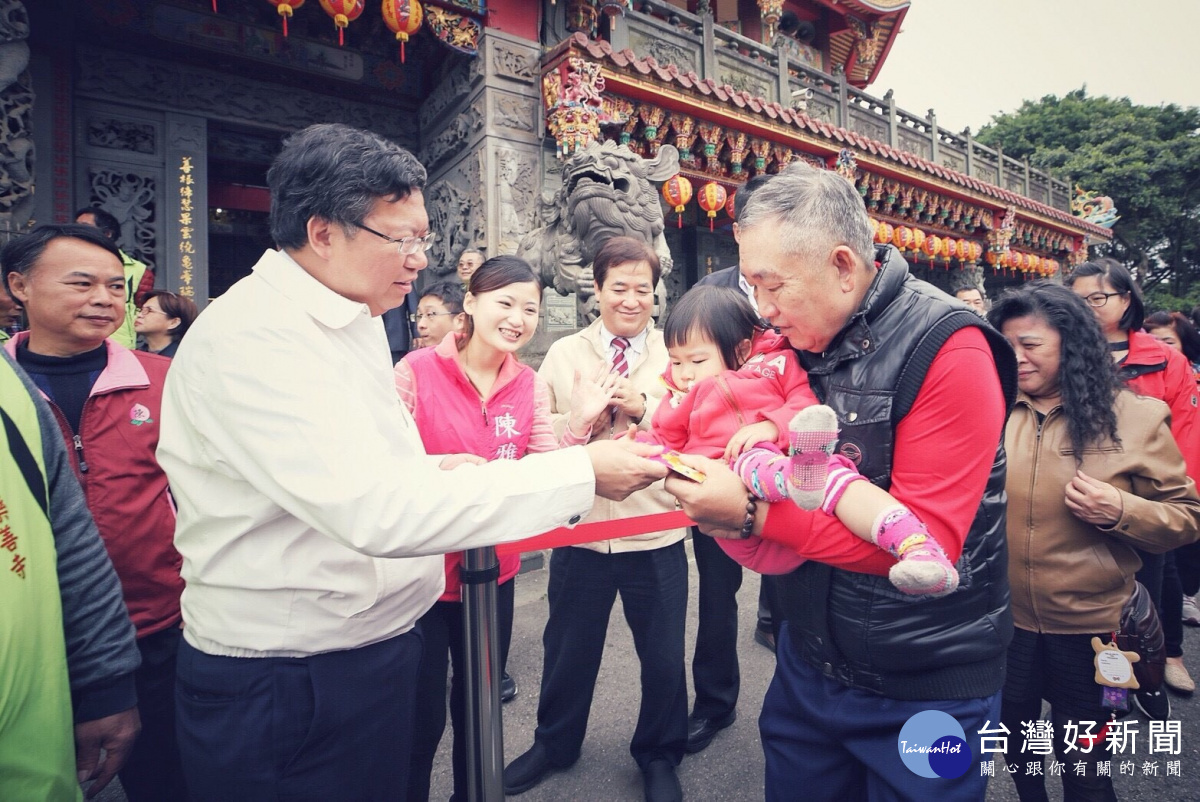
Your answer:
[550,34,1111,240]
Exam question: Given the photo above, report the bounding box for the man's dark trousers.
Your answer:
[533,542,689,769]
[176,629,422,800]
[761,624,999,801]
[690,528,742,720]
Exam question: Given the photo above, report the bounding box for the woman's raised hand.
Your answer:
[568,364,620,438]
[1065,470,1125,527]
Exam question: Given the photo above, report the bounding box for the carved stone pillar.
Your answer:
[0,1,35,239]
[420,30,542,281]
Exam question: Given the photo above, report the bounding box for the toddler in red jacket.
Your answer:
[650,286,958,597]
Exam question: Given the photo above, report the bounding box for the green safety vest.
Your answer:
[110,251,148,349]
[0,358,80,801]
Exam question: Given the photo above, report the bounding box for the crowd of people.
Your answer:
[2,121,1199,802]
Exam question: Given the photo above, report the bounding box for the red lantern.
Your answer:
[319,0,365,46]
[874,222,894,246]
[382,0,422,63]
[955,239,971,263]
[921,234,941,263]
[662,175,694,229]
[969,241,982,263]
[941,237,956,266]
[697,182,728,232]
[725,191,737,221]
[910,228,925,254]
[267,0,306,37]
[892,226,913,252]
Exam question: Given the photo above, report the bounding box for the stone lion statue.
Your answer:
[518,140,679,321]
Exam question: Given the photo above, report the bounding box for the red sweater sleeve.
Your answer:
[759,327,1006,574]
[1162,350,1200,484]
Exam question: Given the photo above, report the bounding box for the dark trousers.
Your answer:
[1000,628,1117,802]
[761,623,998,802]
[120,625,187,802]
[534,543,688,769]
[1163,551,1184,658]
[691,529,742,720]
[408,580,516,802]
[176,629,422,801]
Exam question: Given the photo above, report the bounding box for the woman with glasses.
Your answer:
[1066,258,1200,719]
[135,290,198,359]
[989,281,1200,801]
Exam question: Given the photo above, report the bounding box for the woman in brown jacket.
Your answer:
[989,282,1200,801]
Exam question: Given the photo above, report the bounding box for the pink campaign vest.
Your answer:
[403,344,535,600]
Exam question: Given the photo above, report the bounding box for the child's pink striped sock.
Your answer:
[787,405,839,510]
[734,444,791,503]
[871,506,959,597]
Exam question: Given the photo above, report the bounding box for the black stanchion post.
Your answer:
[460,546,504,801]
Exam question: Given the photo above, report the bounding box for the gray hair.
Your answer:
[459,248,485,260]
[738,161,874,266]
[267,123,427,251]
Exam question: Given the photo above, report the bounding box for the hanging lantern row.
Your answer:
[984,249,1060,278]
[870,221,992,269]
[263,0,422,57]
[661,177,738,230]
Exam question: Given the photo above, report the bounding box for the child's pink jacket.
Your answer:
[646,331,814,574]
[647,330,817,458]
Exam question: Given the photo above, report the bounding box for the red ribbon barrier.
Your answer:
[496,510,694,556]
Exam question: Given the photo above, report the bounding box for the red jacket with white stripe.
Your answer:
[6,334,183,638]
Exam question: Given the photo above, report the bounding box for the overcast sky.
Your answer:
[871,0,1200,134]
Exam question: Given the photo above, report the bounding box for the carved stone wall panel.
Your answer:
[1005,174,1024,195]
[806,94,838,125]
[76,47,418,149]
[77,102,163,170]
[420,60,474,133]
[847,108,888,144]
[87,117,155,155]
[489,38,538,85]
[896,128,931,159]
[939,150,965,173]
[422,95,485,174]
[83,163,160,271]
[492,142,540,254]
[0,1,34,230]
[716,54,773,102]
[489,91,537,139]
[976,163,998,185]
[629,27,698,74]
[426,149,487,281]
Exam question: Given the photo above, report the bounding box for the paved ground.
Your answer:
[99,539,1200,800]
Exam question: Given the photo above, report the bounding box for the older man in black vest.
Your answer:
[669,161,1016,801]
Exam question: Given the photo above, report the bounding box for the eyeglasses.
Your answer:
[415,312,456,321]
[353,222,436,255]
[136,306,164,316]
[1082,292,1126,308]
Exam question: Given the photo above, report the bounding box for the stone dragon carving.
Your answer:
[517,140,679,321]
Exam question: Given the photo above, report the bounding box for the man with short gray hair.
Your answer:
[158,123,667,799]
[668,161,1017,799]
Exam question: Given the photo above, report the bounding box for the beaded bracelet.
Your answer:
[739,494,758,539]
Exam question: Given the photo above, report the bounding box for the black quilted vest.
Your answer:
[778,245,1018,700]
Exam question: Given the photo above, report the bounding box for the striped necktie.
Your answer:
[611,336,631,378]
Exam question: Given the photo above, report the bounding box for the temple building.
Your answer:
[13,0,1110,334]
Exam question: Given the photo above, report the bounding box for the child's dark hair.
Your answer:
[664,285,764,370]
[460,255,542,348]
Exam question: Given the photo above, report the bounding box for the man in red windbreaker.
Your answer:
[3,224,186,801]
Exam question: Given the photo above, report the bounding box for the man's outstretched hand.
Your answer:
[586,438,668,500]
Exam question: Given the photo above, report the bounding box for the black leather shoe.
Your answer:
[503,742,560,795]
[754,627,776,653]
[685,710,737,754]
[501,671,518,704]
[642,759,682,802]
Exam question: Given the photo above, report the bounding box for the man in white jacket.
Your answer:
[157,123,666,800]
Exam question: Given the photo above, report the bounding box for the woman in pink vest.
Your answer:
[397,255,617,801]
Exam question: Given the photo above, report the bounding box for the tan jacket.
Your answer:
[1005,390,1200,634]
[538,319,686,553]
